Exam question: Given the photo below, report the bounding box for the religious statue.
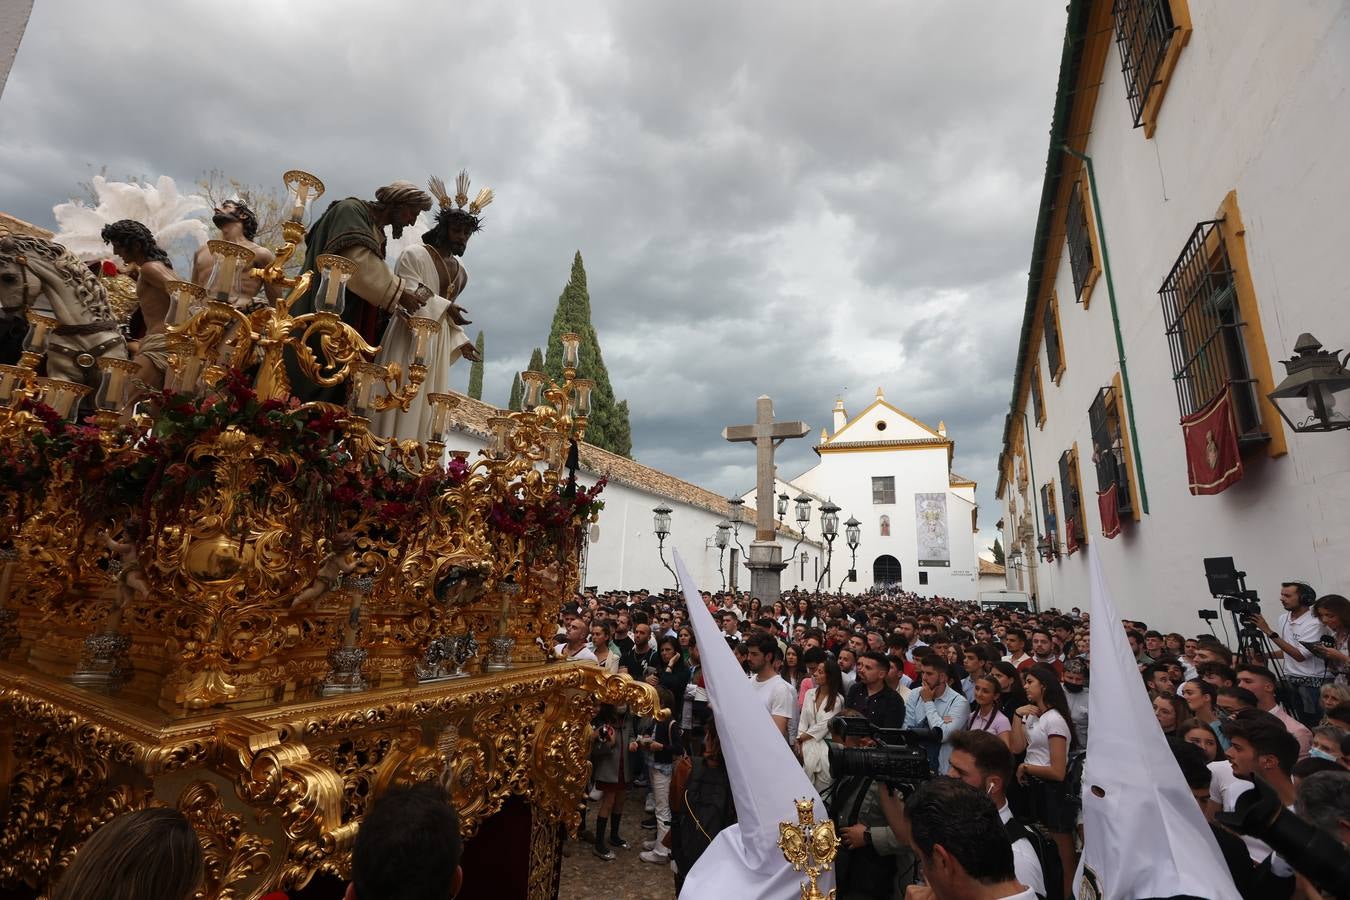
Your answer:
[101,518,150,630]
[370,171,492,443]
[287,181,437,402]
[191,200,280,308]
[100,220,176,388]
[0,230,129,388]
[291,531,358,609]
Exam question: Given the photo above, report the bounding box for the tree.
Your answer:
[467,331,485,400]
[507,372,523,411]
[989,538,1005,565]
[528,347,544,372]
[542,252,632,457]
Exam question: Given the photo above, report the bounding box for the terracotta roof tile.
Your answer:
[978,558,1005,576]
[444,390,817,544]
[0,212,52,239]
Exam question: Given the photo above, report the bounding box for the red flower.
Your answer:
[101,260,119,277]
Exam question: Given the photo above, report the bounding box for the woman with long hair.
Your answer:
[1179,677,1228,749]
[747,597,763,621]
[589,703,630,860]
[991,660,1029,723]
[797,658,846,791]
[1153,693,1188,737]
[1009,664,1077,898]
[782,643,807,744]
[51,808,203,900]
[650,636,691,726]
[772,600,790,632]
[966,675,1013,747]
[1180,718,1222,762]
[590,619,620,675]
[677,625,694,665]
[1311,594,1350,685]
[792,598,820,631]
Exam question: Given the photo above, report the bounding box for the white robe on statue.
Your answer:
[371,245,473,443]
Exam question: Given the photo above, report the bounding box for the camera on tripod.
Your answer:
[827,716,933,796]
[1221,595,1261,617]
[1204,557,1264,630]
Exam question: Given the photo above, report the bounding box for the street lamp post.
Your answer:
[783,493,814,567]
[653,504,678,590]
[815,499,840,591]
[776,491,790,524]
[843,515,860,588]
[715,519,731,591]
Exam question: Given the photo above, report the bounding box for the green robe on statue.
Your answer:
[287,198,413,402]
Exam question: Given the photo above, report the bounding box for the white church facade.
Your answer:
[744,389,981,601]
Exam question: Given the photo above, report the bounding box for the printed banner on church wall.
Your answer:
[914,493,950,567]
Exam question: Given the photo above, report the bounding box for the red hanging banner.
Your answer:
[1097,484,1122,539]
[1065,516,1080,555]
[1181,385,1244,495]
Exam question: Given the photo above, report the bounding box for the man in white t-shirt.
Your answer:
[554,618,598,664]
[1251,581,1330,727]
[947,731,1046,898]
[744,632,795,741]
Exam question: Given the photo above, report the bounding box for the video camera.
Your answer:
[1215,775,1350,896]
[827,716,933,796]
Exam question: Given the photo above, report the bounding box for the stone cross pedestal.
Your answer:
[722,395,809,602]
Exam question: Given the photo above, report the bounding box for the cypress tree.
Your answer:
[467,330,485,400]
[543,252,632,457]
[507,372,523,411]
[528,347,544,372]
[990,538,1005,565]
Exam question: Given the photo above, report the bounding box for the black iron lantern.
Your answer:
[652,504,672,539]
[794,492,812,525]
[844,516,861,550]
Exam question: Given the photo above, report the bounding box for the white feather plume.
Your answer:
[51,175,210,262]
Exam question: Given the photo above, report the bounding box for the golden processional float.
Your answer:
[0,172,658,900]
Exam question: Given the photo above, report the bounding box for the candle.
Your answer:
[323,265,341,311]
[291,184,309,222]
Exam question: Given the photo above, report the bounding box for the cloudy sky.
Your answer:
[1,1,1065,554]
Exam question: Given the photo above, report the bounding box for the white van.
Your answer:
[978,590,1033,613]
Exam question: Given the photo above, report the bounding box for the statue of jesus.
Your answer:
[370,173,490,443]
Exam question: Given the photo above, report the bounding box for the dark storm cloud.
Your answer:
[0,1,1064,551]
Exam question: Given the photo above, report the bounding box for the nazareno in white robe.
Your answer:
[371,244,473,444]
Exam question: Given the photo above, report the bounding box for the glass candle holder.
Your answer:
[486,416,516,459]
[23,311,58,360]
[348,362,386,416]
[39,378,91,421]
[572,378,594,418]
[560,332,581,371]
[94,357,141,411]
[520,370,545,409]
[315,254,358,316]
[426,392,459,444]
[165,280,207,327]
[540,430,567,471]
[0,365,31,406]
[283,170,325,223]
[204,240,256,303]
[408,316,438,367]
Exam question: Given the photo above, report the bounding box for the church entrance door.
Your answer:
[873,555,902,587]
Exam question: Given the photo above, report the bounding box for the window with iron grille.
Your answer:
[1031,366,1045,426]
[1113,0,1178,129]
[1040,481,1058,543]
[1158,219,1265,439]
[1088,386,1133,516]
[1058,448,1087,551]
[1044,296,1063,378]
[1066,180,1096,303]
[872,476,895,505]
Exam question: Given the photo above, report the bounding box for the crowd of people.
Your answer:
[563,580,1350,899]
[41,581,1350,900]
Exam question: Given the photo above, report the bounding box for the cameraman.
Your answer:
[1250,581,1330,728]
[827,709,912,899]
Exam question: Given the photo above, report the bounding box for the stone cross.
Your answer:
[723,395,810,542]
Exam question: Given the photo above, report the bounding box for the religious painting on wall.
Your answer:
[914,492,950,567]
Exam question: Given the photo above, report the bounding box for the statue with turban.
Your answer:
[287,181,435,401]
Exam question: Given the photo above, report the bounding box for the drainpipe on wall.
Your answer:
[1059,144,1150,514]
[1021,409,1044,613]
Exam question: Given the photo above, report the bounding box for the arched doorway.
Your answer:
[873,555,902,587]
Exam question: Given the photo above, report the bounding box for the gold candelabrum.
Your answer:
[779,797,841,900]
[0,172,656,899]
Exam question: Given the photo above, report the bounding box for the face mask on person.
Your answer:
[1064,682,1084,694]
[1309,748,1337,762]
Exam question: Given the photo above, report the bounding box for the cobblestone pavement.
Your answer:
[558,789,677,900]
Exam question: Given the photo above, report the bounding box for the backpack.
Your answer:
[670,758,736,876]
[1003,816,1064,900]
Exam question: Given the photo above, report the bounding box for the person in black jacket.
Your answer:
[648,636,690,725]
[670,719,736,894]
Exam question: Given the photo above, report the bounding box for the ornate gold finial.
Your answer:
[778,797,838,900]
